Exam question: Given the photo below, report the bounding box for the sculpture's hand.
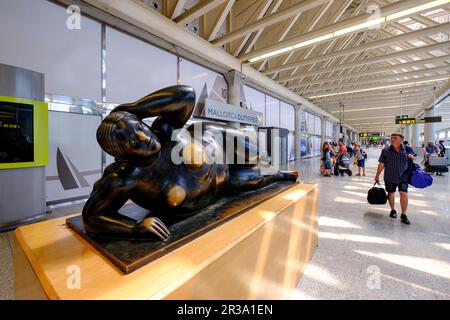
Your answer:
[136,217,170,241]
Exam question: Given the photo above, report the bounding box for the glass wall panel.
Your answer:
[242,85,266,126]
[265,95,280,127]
[280,102,294,131]
[314,115,321,135]
[306,112,315,134]
[180,59,227,116]
[0,0,102,100]
[300,111,307,133]
[107,27,177,104]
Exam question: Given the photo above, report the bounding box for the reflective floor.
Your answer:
[288,148,450,300]
[0,148,449,300]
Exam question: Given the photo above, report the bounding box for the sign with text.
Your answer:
[204,98,263,126]
[359,132,385,137]
[395,115,409,120]
[395,116,442,125]
[395,118,417,124]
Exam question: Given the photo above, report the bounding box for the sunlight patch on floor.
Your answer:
[355,250,450,280]
[320,232,398,245]
[333,197,365,204]
[433,242,450,251]
[319,216,361,229]
[300,263,343,288]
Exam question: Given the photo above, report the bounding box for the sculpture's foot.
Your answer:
[136,217,170,241]
[276,170,299,181]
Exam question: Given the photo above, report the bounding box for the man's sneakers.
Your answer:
[400,214,410,225]
[389,210,397,219]
[389,210,411,224]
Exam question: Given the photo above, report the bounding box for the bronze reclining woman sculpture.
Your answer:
[82,85,298,241]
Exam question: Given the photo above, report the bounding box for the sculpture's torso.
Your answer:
[123,139,229,216]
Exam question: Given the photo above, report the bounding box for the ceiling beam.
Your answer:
[310,84,441,102]
[173,0,227,25]
[276,42,450,83]
[171,0,188,19]
[211,0,329,46]
[295,65,450,91]
[269,0,338,81]
[263,22,450,75]
[238,0,284,56]
[304,74,449,98]
[291,55,450,87]
[232,0,275,57]
[207,0,235,41]
[239,0,445,62]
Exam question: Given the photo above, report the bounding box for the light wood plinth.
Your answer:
[13,183,318,300]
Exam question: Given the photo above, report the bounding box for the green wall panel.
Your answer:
[0,96,48,169]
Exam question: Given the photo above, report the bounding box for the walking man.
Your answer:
[375,133,417,224]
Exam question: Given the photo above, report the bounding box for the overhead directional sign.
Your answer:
[359,132,385,137]
[395,116,442,125]
[395,115,409,120]
[395,118,416,124]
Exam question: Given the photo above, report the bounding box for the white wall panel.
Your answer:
[242,85,265,126]
[46,111,102,203]
[280,101,294,131]
[107,27,177,104]
[0,0,101,100]
[265,95,280,128]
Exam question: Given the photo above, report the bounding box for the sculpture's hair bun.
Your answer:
[97,111,137,159]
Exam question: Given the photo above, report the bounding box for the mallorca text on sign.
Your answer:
[204,98,263,126]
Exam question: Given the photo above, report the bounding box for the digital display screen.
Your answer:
[0,102,34,163]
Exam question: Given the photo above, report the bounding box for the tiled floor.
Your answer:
[1,147,449,300]
[289,148,450,300]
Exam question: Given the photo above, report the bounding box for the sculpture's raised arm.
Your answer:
[113,85,196,139]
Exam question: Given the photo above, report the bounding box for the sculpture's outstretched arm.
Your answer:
[113,85,196,139]
[82,174,170,240]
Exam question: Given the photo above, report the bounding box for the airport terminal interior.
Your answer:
[0,0,449,300]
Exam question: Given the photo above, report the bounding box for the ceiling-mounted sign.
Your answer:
[395,118,417,124]
[203,98,263,126]
[395,116,442,125]
[359,132,385,137]
[395,115,409,120]
[424,116,442,123]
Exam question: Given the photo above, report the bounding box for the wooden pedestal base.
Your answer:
[13,183,318,300]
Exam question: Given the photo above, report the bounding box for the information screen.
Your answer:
[0,102,34,163]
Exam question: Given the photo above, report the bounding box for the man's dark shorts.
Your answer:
[385,181,408,193]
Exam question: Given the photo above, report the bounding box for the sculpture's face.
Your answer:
[116,117,161,161]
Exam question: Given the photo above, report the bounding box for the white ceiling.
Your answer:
[149,0,450,133]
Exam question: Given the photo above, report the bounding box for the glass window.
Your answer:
[180,58,227,117]
[300,134,310,157]
[265,95,280,127]
[280,102,294,131]
[300,111,307,133]
[242,85,265,126]
[107,27,177,104]
[0,0,102,100]
[314,115,321,136]
[306,112,315,134]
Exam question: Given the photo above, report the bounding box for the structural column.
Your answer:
[321,116,327,146]
[424,107,436,143]
[294,104,304,161]
[411,124,420,148]
[224,70,247,128]
[405,125,412,143]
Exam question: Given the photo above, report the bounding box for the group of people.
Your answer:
[320,140,367,177]
[422,140,446,158]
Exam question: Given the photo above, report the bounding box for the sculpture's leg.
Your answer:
[229,167,298,193]
[82,175,170,241]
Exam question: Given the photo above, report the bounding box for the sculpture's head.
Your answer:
[97,111,161,162]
